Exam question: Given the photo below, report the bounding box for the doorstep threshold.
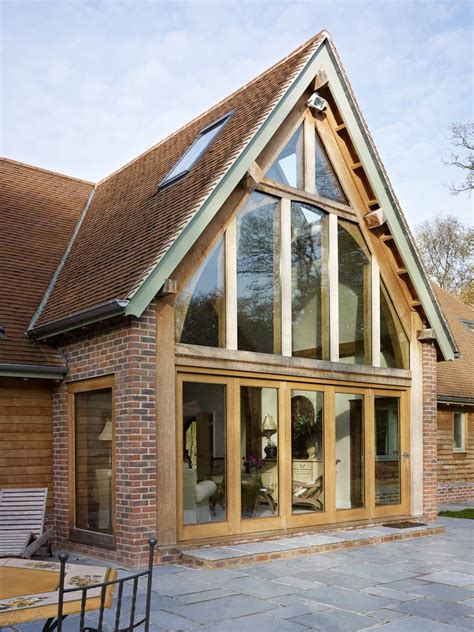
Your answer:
[180,523,444,568]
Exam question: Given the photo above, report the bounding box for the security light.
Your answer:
[307,91,328,113]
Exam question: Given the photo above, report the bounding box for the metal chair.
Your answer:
[53,536,157,632]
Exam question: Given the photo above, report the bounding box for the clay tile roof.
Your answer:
[433,286,474,402]
[33,31,326,329]
[0,158,93,368]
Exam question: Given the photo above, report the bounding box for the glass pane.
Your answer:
[380,282,409,369]
[375,396,401,505]
[175,238,225,347]
[338,221,371,364]
[454,413,464,450]
[291,390,324,514]
[237,192,280,354]
[75,388,113,534]
[265,125,303,189]
[291,202,329,360]
[182,382,226,525]
[315,133,348,204]
[336,393,364,509]
[240,386,279,519]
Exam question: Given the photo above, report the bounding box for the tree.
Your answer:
[415,214,473,302]
[444,122,474,196]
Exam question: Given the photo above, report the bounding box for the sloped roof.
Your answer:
[434,286,474,403]
[32,32,326,331]
[0,158,93,370]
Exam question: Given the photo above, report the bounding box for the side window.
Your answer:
[453,411,466,452]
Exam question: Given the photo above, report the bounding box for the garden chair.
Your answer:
[292,475,324,511]
[0,487,53,558]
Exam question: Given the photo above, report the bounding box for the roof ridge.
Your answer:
[0,156,94,186]
[96,30,327,186]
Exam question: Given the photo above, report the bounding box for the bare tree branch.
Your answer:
[444,122,474,196]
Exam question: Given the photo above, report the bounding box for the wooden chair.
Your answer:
[53,537,157,632]
[292,475,324,511]
[0,487,53,558]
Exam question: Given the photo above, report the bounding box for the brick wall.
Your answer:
[422,341,438,522]
[438,482,474,504]
[52,303,157,568]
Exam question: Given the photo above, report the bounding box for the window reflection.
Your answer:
[265,126,303,189]
[338,221,371,365]
[336,393,364,509]
[75,389,113,534]
[315,133,348,204]
[375,396,401,505]
[176,238,225,347]
[237,192,280,354]
[380,282,409,369]
[291,202,328,360]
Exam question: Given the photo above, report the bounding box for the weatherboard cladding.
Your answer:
[34,32,325,329]
[0,158,93,367]
[434,286,474,402]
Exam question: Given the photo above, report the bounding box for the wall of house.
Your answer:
[0,377,54,514]
[422,340,438,522]
[52,303,158,568]
[437,405,474,504]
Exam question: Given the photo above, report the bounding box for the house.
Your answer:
[0,31,459,568]
[434,287,474,504]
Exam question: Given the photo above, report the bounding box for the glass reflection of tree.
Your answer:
[292,204,323,358]
[315,135,347,205]
[237,202,278,353]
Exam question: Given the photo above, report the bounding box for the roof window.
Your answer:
[159,111,232,188]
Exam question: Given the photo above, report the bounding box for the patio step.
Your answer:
[180,523,444,569]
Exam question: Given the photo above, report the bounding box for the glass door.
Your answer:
[177,374,237,540]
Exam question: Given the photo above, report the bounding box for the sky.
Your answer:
[1,0,473,228]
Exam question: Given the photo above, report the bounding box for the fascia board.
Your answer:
[320,44,456,361]
[124,39,327,318]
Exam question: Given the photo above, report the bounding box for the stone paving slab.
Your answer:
[14,516,474,632]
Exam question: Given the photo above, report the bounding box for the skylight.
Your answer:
[159,112,232,188]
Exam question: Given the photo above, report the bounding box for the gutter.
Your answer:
[437,395,474,406]
[0,364,67,379]
[28,299,129,340]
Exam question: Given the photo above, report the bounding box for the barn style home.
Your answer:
[0,31,460,568]
[434,287,474,504]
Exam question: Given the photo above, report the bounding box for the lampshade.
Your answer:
[261,415,277,432]
[98,419,112,441]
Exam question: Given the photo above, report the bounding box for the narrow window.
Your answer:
[375,396,401,505]
[237,192,280,354]
[380,281,409,369]
[338,220,371,365]
[291,202,329,360]
[175,237,225,347]
[315,133,348,204]
[453,411,466,452]
[265,125,304,189]
[160,112,232,188]
[335,393,364,509]
[74,386,113,535]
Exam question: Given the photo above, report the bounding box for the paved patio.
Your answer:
[13,515,474,631]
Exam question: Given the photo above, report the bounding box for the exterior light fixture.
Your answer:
[307,91,328,113]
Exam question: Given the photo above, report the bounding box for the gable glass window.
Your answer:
[291,202,329,360]
[453,411,466,452]
[237,192,280,354]
[338,221,371,364]
[175,237,225,347]
[315,133,348,205]
[160,113,231,187]
[265,125,303,189]
[74,386,113,536]
[380,281,409,369]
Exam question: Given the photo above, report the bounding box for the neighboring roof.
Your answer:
[31,31,326,334]
[434,286,474,404]
[0,158,93,372]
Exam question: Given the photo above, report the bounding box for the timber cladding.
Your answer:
[0,377,53,512]
[438,406,474,501]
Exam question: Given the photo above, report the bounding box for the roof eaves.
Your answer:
[0,363,67,379]
[124,33,328,317]
[437,395,474,406]
[322,38,458,361]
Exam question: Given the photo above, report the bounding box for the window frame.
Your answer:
[67,374,116,549]
[453,410,467,453]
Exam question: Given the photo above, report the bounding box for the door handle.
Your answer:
[402,452,410,461]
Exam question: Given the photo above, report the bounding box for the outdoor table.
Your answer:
[0,557,116,630]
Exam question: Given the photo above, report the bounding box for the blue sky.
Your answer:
[1,0,472,227]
